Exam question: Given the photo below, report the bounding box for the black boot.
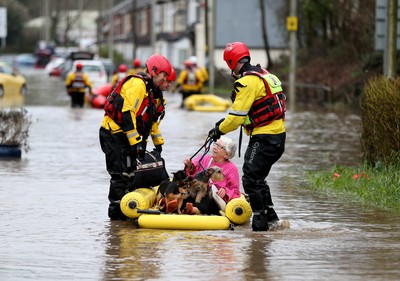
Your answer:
[252,212,268,231]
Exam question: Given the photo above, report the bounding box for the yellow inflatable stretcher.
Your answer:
[120,187,252,230]
[184,94,231,112]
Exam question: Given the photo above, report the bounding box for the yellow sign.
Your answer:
[286,16,298,31]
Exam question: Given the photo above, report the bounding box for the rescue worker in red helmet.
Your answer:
[128,58,146,75]
[65,62,93,108]
[173,58,205,108]
[208,42,287,231]
[99,54,172,220]
[111,64,128,88]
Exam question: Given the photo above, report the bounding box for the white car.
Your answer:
[68,60,108,89]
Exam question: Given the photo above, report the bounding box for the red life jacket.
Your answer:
[104,74,165,136]
[241,69,286,130]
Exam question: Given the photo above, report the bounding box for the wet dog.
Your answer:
[156,169,189,213]
[188,166,224,204]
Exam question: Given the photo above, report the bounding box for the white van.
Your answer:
[68,60,108,89]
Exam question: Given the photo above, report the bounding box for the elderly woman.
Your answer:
[183,136,241,214]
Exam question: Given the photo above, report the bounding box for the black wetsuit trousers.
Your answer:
[99,127,131,220]
[242,133,286,222]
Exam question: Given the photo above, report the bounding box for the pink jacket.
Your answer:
[186,155,241,202]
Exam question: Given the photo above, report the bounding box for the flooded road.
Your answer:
[1,69,399,281]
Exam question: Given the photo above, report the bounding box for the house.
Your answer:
[97,0,288,70]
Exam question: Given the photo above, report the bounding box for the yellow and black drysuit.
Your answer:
[209,63,286,231]
[65,70,92,107]
[99,74,166,220]
[173,67,204,108]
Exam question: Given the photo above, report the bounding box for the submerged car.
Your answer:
[0,61,27,98]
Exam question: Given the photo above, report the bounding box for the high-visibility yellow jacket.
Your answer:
[65,71,92,93]
[219,74,286,136]
[101,76,165,146]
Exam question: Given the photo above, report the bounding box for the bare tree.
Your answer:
[259,0,273,69]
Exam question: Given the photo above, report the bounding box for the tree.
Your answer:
[259,0,273,69]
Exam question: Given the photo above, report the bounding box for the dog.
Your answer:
[188,166,224,204]
[156,169,189,213]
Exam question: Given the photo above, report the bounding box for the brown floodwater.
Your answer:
[1,69,399,281]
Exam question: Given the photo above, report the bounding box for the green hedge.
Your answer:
[361,76,400,164]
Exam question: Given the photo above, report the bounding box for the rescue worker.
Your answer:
[128,58,146,75]
[188,56,208,91]
[65,62,93,108]
[111,64,128,88]
[207,42,286,231]
[173,58,204,108]
[99,54,172,220]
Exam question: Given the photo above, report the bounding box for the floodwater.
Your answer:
[1,69,399,281]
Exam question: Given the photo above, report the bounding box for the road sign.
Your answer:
[0,7,7,38]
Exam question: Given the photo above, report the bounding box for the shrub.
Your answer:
[0,108,32,152]
[361,76,400,164]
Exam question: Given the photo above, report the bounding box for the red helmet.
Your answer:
[167,68,176,82]
[183,60,193,68]
[146,54,172,77]
[76,63,83,70]
[223,42,250,70]
[133,58,141,68]
[118,64,128,72]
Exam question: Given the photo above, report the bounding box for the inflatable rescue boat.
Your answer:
[184,94,231,112]
[120,187,252,230]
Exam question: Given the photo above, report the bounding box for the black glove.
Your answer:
[137,142,146,160]
[122,145,137,178]
[208,118,225,141]
[208,126,223,142]
[154,144,162,154]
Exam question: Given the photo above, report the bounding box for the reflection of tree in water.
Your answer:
[242,236,272,281]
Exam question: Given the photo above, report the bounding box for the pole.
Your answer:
[385,0,398,77]
[151,0,157,53]
[207,0,215,95]
[108,0,114,61]
[288,0,297,111]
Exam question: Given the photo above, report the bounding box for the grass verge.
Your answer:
[306,162,400,212]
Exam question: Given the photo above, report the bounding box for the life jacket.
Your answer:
[237,69,286,130]
[70,72,86,90]
[103,74,165,136]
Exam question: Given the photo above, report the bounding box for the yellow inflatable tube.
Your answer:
[138,214,232,230]
[184,94,231,112]
[120,187,157,219]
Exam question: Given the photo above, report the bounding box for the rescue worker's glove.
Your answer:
[137,142,146,160]
[122,145,137,178]
[208,118,225,142]
[154,145,162,154]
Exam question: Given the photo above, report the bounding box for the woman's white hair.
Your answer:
[219,135,237,159]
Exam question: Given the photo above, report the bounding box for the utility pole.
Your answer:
[287,0,297,110]
[207,0,215,95]
[108,0,114,61]
[385,0,398,77]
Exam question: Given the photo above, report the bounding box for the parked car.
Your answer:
[61,51,95,79]
[67,60,108,89]
[98,58,116,82]
[0,61,27,98]
[48,62,64,77]
[12,54,36,69]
